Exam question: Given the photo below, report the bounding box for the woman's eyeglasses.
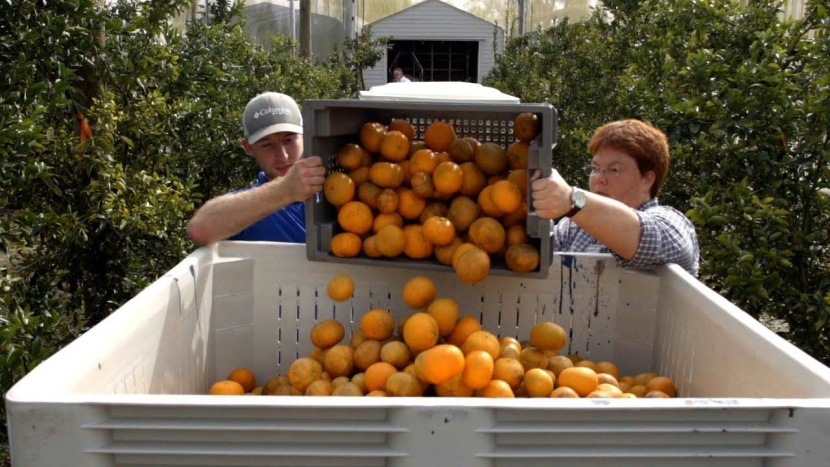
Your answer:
[582,165,627,178]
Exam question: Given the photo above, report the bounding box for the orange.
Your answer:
[453,246,491,285]
[375,224,406,257]
[359,308,395,341]
[489,180,523,214]
[402,312,440,353]
[576,360,598,372]
[447,315,482,347]
[547,355,574,377]
[513,112,540,142]
[357,181,382,209]
[348,166,371,186]
[363,361,398,392]
[353,339,382,371]
[209,380,246,395]
[305,379,335,396]
[550,386,580,398]
[505,244,540,272]
[519,347,549,372]
[408,140,428,157]
[645,376,677,397]
[326,275,355,302]
[380,130,410,162]
[373,212,404,233]
[323,172,355,207]
[462,349,494,389]
[323,344,355,378]
[426,297,460,337]
[459,162,487,197]
[506,141,529,170]
[529,321,568,351]
[367,233,385,254]
[388,118,416,141]
[473,142,508,175]
[310,318,346,348]
[410,171,435,198]
[362,235,382,257]
[478,379,515,398]
[419,201,448,224]
[461,330,501,359]
[385,371,424,396]
[336,143,368,170]
[505,224,528,247]
[421,344,465,384]
[477,185,505,218]
[434,374,475,397]
[499,345,521,360]
[432,161,463,195]
[633,372,659,387]
[402,224,434,259]
[226,368,257,393]
[448,138,475,163]
[595,361,620,379]
[446,196,480,232]
[557,366,598,397]
[501,202,528,228]
[645,390,671,398]
[331,381,363,396]
[330,232,362,257]
[597,373,620,388]
[422,216,456,246]
[380,340,412,369]
[451,242,478,268]
[396,188,427,220]
[468,217,506,254]
[492,357,525,389]
[337,201,373,235]
[507,170,528,199]
[627,385,648,397]
[287,357,323,393]
[376,188,399,214]
[424,121,456,152]
[524,368,555,397]
[434,236,464,266]
[360,121,387,153]
[369,162,404,189]
[409,148,439,174]
[402,275,437,309]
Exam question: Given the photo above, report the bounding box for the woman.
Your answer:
[530,119,699,275]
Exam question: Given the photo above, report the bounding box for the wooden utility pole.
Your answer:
[300,0,312,58]
[518,0,525,35]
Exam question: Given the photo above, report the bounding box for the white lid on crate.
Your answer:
[359,81,521,103]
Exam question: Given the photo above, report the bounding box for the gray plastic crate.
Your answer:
[303,98,558,278]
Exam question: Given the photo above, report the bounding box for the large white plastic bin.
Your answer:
[6,242,830,467]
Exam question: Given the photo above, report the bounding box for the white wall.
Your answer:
[364,0,504,90]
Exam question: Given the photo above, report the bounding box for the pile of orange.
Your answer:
[209,273,679,399]
[323,114,544,284]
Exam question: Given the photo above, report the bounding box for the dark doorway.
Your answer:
[388,40,479,83]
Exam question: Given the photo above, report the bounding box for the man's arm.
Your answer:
[187,156,325,246]
[531,169,641,259]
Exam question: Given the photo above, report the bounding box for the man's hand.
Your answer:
[530,169,573,220]
[281,156,326,202]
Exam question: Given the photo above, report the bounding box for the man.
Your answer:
[393,67,411,83]
[187,92,326,246]
[531,119,699,276]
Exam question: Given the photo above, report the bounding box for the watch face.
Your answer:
[573,188,588,209]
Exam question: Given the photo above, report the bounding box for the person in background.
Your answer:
[187,92,325,246]
[530,119,699,276]
[393,67,411,83]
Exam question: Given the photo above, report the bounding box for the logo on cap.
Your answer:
[254,107,293,119]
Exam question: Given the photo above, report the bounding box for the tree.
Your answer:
[486,0,830,363]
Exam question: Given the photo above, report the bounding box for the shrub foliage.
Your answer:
[0,0,385,445]
[486,0,830,363]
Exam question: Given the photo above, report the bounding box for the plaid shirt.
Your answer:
[553,198,700,276]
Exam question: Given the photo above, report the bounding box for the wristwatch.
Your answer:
[567,187,588,218]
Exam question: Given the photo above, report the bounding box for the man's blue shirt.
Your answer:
[229,172,306,243]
